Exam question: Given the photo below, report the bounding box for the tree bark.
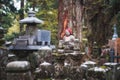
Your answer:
[58,0,63,39]
[75,0,84,42]
[0,3,2,24]
[84,0,113,46]
[58,0,84,42]
[20,0,24,32]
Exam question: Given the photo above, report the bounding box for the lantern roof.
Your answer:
[19,10,44,24]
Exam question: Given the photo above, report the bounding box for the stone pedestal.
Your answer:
[6,61,33,80]
[64,42,74,53]
[74,39,80,51]
[58,40,64,49]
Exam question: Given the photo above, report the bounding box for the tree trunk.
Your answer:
[0,3,2,24]
[84,0,113,46]
[32,1,36,11]
[58,0,84,42]
[74,0,84,42]
[20,0,24,32]
[58,0,63,39]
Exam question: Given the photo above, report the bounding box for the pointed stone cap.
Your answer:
[19,10,44,24]
[112,24,118,40]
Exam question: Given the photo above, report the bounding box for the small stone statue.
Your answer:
[63,28,75,45]
[63,28,75,51]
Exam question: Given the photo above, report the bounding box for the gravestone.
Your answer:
[37,30,51,45]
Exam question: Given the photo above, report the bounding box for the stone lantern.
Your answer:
[18,11,44,45]
[9,10,55,69]
[19,10,44,36]
[9,11,44,59]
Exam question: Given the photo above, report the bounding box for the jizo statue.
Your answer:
[63,28,75,49]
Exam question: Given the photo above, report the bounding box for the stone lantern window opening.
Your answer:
[25,23,37,36]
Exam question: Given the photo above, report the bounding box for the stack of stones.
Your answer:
[57,40,64,54]
[74,39,80,51]
[6,61,33,80]
[54,39,84,79]
[57,39,80,54]
[56,39,66,69]
[67,39,84,80]
[64,41,74,54]
[57,39,83,67]
[52,40,67,79]
[69,39,82,66]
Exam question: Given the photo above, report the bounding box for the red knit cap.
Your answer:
[66,27,72,35]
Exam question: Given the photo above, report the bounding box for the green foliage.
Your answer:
[4,32,19,41]
[4,33,15,41]
[0,0,19,42]
[0,0,17,31]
